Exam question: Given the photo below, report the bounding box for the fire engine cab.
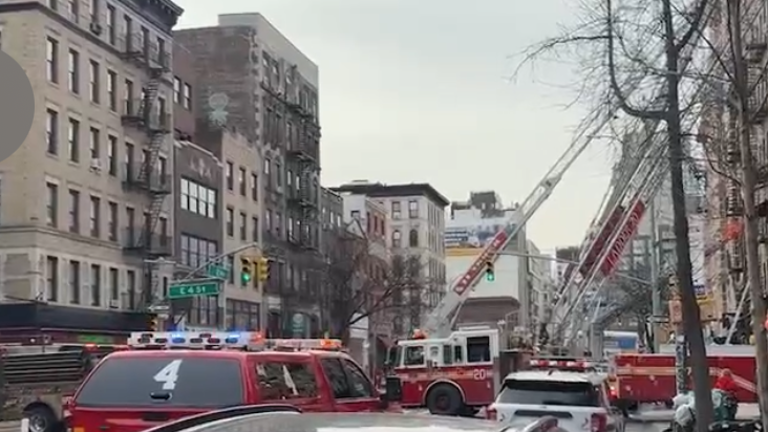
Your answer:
[386,326,533,416]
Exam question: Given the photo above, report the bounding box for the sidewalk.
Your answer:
[628,404,760,423]
[0,421,19,432]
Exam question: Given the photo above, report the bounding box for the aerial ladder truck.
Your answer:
[382,107,661,416]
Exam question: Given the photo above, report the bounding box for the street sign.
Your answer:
[207,264,229,279]
[168,279,221,299]
[148,304,170,313]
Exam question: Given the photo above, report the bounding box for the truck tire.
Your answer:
[426,383,463,416]
[24,404,58,432]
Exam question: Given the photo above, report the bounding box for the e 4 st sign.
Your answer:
[167,280,221,299]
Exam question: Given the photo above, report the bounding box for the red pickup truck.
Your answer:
[67,333,402,432]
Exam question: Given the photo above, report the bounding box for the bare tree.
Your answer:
[606,267,672,348]
[515,0,715,423]
[320,222,427,342]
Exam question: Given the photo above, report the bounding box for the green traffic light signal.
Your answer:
[484,260,495,282]
[241,272,252,283]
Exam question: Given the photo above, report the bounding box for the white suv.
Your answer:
[487,370,625,432]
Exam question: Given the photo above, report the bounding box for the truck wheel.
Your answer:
[24,405,58,432]
[426,384,463,416]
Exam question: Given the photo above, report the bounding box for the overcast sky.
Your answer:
[173,0,614,251]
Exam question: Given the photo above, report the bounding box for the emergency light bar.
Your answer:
[127,331,344,352]
[530,359,596,371]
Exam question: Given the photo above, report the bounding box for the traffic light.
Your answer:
[257,256,270,282]
[240,256,254,284]
[485,260,495,281]
[148,314,159,331]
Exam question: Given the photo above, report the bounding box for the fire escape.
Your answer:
[118,32,172,309]
[284,95,320,333]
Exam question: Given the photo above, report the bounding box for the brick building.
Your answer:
[175,14,322,336]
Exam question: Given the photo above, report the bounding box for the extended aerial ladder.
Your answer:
[419,3,713,339]
[558,138,670,349]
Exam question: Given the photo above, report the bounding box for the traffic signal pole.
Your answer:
[165,242,268,330]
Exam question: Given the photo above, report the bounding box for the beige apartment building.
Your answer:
[0,0,181,314]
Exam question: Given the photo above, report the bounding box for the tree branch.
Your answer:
[605,0,667,119]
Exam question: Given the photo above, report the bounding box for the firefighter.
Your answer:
[713,369,739,420]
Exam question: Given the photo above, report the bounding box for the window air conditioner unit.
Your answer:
[90,159,102,171]
[90,22,103,35]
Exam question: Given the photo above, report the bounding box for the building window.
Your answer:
[183,83,191,109]
[264,159,271,188]
[392,201,401,220]
[69,260,80,304]
[173,77,181,103]
[180,178,217,218]
[392,229,401,248]
[89,60,100,103]
[46,182,58,227]
[68,118,80,163]
[88,0,97,22]
[408,200,419,218]
[275,163,282,187]
[67,0,78,22]
[107,69,117,111]
[126,269,136,309]
[90,264,101,306]
[240,212,247,240]
[180,234,218,268]
[126,207,135,243]
[46,37,59,83]
[239,167,246,195]
[46,256,58,302]
[107,201,117,241]
[226,207,234,237]
[68,189,79,233]
[124,79,133,114]
[109,267,118,302]
[252,216,259,242]
[226,162,233,190]
[159,217,168,245]
[68,49,79,94]
[89,127,99,160]
[107,135,117,175]
[106,4,115,44]
[90,195,100,237]
[46,109,58,154]
[409,229,419,247]
[251,173,258,201]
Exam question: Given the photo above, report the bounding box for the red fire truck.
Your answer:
[611,345,756,413]
[386,326,533,416]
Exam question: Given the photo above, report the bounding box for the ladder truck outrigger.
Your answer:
[383,112,620,416]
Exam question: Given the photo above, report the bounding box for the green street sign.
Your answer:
[207,264,229,279]
[168,280,221,299]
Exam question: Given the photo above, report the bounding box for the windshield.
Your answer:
[497,380,599,407]
[386,346,402,368]
[75,356,244,408]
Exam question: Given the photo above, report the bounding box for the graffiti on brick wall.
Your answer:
[207,93,229,127]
